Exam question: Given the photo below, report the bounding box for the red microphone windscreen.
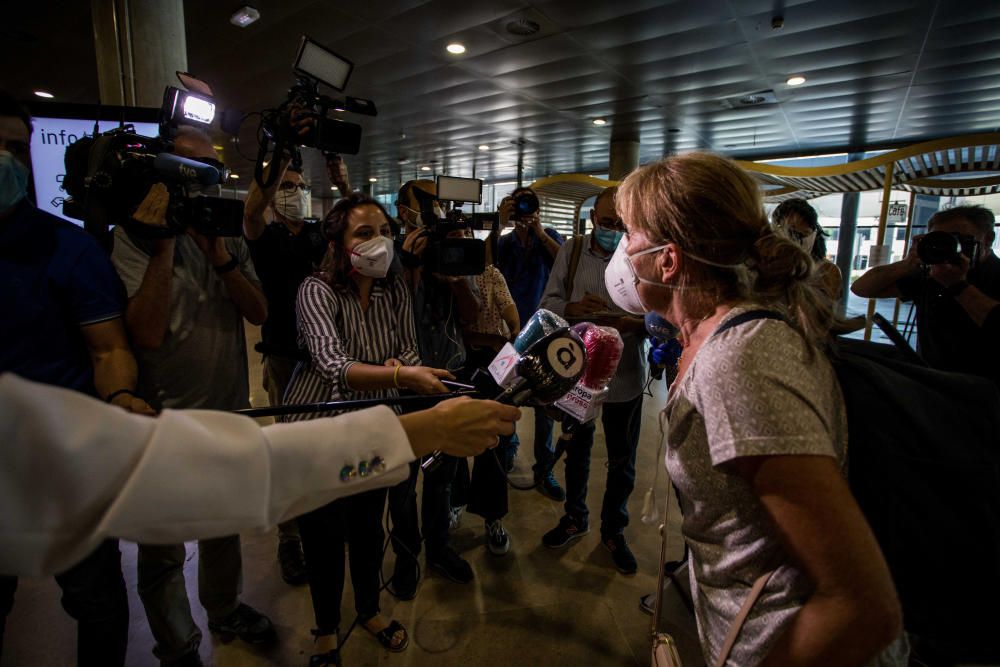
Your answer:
[572,323,623,389]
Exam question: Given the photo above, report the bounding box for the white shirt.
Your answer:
[0,373,412,576]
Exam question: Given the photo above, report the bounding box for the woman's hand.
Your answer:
[397,366,454,394]
[399,397,521,458]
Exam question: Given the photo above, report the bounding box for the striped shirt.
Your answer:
[282,273,421,421]
[539,233,647,403]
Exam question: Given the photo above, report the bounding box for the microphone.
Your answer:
[422,327,586,473]
[153,152,224,186]
[645,312,682,382]
[489,308,568,389]
[554,322,623,426]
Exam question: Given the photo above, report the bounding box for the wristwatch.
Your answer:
[943,280,970,298]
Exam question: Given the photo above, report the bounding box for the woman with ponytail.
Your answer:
[609,153,906,666]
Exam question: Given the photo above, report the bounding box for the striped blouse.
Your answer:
[282,273,421,421]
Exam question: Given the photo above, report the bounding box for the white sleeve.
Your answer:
[0,373,412,576]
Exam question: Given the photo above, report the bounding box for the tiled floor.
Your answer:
[1,327,704,666]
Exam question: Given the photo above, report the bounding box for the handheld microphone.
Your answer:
[554,323,623,427]
[422,327,586,473]
[153,153,224,186]
[489,309,568,389]
[645,312,682,382]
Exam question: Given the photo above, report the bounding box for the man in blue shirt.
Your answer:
[0,91,153,667]
[495,187,565,499]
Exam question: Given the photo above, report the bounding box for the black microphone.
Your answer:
[153,153,224,186]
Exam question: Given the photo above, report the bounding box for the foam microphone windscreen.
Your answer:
[572,323,623,390]
[644,311,678,340]
[514,309,568,353]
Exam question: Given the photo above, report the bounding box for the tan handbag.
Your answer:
[650,486,774,667]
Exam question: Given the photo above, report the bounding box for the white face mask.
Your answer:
[605,242,669,315]
[276,189,309,221]
[350,235,394,278]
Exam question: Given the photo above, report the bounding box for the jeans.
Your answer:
[562,394,644,536]
[137,536,243,664]
[264,354,302,543]
[387,460,422,562]
[297,488,388,635]
[530,407,556,478]
[0,540,128,666]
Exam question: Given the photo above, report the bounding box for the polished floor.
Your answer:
[2,329,703,666]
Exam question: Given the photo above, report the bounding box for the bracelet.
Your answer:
[943,280,970,298]
[105,388,138,403]
[213,253,239,275]
[393,365,402,388]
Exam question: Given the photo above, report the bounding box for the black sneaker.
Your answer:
[208,602,276,644]
[536,471,566,502]
[390,555,419,601]
[602,533,638,574]
[426,546,474,584]
[485,519,511,556]
[278,539,308,586]
[542,515,589,549]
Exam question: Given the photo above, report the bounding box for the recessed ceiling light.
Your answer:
[420,165,432,171]
[230,6,260,28]
[592,118,607,125]
[446,43,466,55]
[368,177,378,182]
[230,174,240,179]
[786,75,806,86]
[478,144,490,151]
[331,186,336,190]
[33,90,54,99]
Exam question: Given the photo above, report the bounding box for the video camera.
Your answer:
[62,75,244,238]
[918,230,981,269]
[251,36,376,189]
[412,175,489,276]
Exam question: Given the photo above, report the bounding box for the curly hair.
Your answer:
[616,152,835,346]
[317,192,395,291]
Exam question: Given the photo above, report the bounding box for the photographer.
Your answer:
[851,205,1000,383]
[243,151,351,586]
[396,179,482,584]
[496,187,566,500]
[0,91,152,667]
[111,126,273,667]
[537,187,647,574]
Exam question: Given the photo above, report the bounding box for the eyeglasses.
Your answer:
[595,217,625,232]
[279,181,312,194]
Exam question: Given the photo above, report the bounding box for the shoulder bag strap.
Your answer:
[713,570,777,667]
[712,309,785,339]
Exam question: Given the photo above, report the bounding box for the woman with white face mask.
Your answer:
[771,198,843,302]
[280,194,456,663]
[609,153,907,666]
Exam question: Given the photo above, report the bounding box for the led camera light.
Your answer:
[182,95,216,125]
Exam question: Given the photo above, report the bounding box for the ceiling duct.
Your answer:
[720,89,779,109]
[487,8,556,45]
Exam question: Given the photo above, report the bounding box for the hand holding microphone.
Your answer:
[400,397,521,459]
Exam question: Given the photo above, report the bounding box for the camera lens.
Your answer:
[917,231,961,265]
[513,191,539,217]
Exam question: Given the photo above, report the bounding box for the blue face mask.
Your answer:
[0,151,28,212]
[594,227,624,252]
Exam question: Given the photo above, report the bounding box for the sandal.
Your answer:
[364,619,409,652]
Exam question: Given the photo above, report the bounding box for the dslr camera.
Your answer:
[63,77,243,238]
[411,176,488,276]
[252,36,376,189]
[917,230,980,269]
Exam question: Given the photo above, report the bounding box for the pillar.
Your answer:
[608,139,639,181]
[835,152,865,317]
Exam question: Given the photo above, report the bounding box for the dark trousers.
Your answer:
[388,460,422,561]
[530,407,556,477]
[452,444,512,522]
[563,393,644,536]
[0,540,128,666]
[297,487,387,635]
[421,455,459,555]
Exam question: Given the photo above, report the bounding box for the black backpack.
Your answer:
[717,310,1000,664]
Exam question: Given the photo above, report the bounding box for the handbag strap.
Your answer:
[713,570,776,667]
[650,488,673,638]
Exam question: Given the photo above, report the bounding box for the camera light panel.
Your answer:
[182,95,216,125]
[294,37,353,91]
[436,175,483,204]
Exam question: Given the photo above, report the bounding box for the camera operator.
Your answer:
[243,150,351,587]
[396,179,482,585]
[851,205,1000,384]
[110,126,273,667]
[496,187,566,501]
[537,187,647,574]
[0,91,152,667]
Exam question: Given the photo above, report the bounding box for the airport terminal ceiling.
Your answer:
[4,0,1000,195]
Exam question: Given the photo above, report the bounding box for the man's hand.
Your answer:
[498,198,514,228]
[565,292,609,318]
[399,396,521,459]
[133,183,170,229]
[186,228,229,266]
[527,212,544,238]
[325,153,350,194]
[398,366,455,394]
[929,253,970,288]
[109,393,157,416]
